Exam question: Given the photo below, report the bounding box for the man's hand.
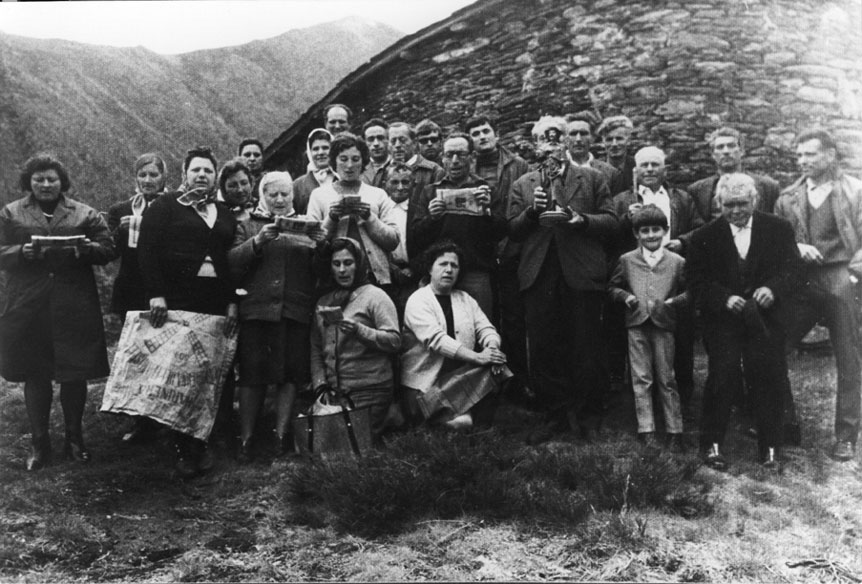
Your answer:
[149,297,168,328]
[625,295,639,309]
[567,209,585,226]
[665,239,683,253]
[726,294,746,314]
[627,202,643,215]
[532,187,549,212]
[474,185,491,208]
[752,286,775,309]
[428,198,446,217]
[798,243,824,264]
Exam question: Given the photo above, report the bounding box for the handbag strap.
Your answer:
[339,407,362,456]
[306,407,315,454]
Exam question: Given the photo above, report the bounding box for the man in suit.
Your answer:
[687,126,780,220]
[687,173,799,470]
[508,142,619,443]
[775,128,862,462]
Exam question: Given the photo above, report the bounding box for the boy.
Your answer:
[609,205,687,449]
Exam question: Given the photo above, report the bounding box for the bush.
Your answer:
[282,430,713,537]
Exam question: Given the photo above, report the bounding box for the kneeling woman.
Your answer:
[310,238,401,438]
[401,241,508,428]
[229,172,322,461]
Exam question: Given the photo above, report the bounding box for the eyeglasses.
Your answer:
[443,151,471,160]
[418,136,440,145]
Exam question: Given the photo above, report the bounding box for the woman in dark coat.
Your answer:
[0,153,116,470]
[137,146,239,478]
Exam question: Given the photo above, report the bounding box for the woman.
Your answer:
[0,153,116,470]
[310,237,401,438]
[292,128,335,215]
[306,133,399,286]
[229,171,323,461]
[219,157,255,223]
[401,241,508,429]
[137,146,239,478]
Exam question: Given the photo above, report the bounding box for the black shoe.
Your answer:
[174,442,198,479]
[197,443,214,474]
[237,441,254,464]
[761,446,780,470]
[831,440,855,462]
[703,443,728,472]
[64,433,91,463]
[121,418,156,444]
[26,436,51,471]
[276,432,295,457]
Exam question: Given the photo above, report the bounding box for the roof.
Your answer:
[263,0,502,167]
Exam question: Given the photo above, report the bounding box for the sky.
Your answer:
[0,0,477,54]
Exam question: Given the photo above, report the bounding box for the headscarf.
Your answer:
[253,171,295,219]
[324,237,371,309]
[306,128,337,185]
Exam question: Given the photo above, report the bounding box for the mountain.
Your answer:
[0,19,402,209]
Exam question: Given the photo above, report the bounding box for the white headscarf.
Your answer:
[254,171,294,218]
[306,128,336,185]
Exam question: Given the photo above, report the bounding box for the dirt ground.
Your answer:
[2,346,862,582]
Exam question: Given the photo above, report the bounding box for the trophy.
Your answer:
[537,144,571,226]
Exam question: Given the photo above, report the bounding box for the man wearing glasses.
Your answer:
[416,119,444,165]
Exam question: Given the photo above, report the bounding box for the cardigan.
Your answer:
[401,286,501,392]
[608,248,688,331]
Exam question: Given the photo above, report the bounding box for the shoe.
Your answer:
[174,442,198,479]
[121,418,155,444]
[276,432,295,457]
[237,441,254,464]
[831,440,855,462]
[26,436,51,471]
[638,432,660,448]
[667,434,686,453]
[443,413,473,431]
[783,423,802,447]
[64,433,91,463]
[703,443,728,471]
[526,418,566,446]
[197,443,214,474]
[761,446,780,470]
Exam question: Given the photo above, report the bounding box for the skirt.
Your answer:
[238,318,310,385]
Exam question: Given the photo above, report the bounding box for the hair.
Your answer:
[328,132,371,170]
[566,110,600,133]
[19,152,71,193]
[134,152,167,176]
[415,119,442,137]
[443,131,475,153]
[237,138,263,156]
[218,157,252,194]
[631,204,669,231]
[465,115,495,134]
[386,162,414,179]
[716,172,758,203]
[324,103,352,121]
[388,121,416,140]
[634,146,666,165]
[794,128,840,157]
[422,240,465,284]
[362,118,388,135]
[707,127,744,150]
[183,146,218,174]
[597,115,634,137]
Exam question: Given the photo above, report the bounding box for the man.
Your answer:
[565,112,624,195]
[410,132,505,317]
[688,127,780,221]
[508,139,618,444]
[597,115,636,194]
[687,173,799,470]
[237,138,264,200]
[775,128,862,462]
[612,146,705,404]
[389,121,445,203]
[323,103,351,136]
[416,119,443,165]
[383,162,419,318]
[361,118,391,187]
[465,115,530,395]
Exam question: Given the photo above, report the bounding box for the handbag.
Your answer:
[293,385,373,457]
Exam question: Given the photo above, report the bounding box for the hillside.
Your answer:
[0,19,401,209]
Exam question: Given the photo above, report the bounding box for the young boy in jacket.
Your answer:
[609,205,687,450]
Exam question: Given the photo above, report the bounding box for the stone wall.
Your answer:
[271,0,862,187]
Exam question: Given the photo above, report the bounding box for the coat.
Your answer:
[608,249,688,331]
[774,172,862,277]
[0,194,115,382]
[508,165,619,291]
[107,195,159,315]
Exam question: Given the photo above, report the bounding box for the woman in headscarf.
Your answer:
[310,237,401,438]
[291,128,335,215]
[137,146,239,478]
[306,133,399,287]
[0,153,115,470]
[228,171,324,461]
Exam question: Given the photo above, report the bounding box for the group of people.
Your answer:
[1,101,859,478]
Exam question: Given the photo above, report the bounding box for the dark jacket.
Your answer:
[0,194,115,382]
[687,173,780,222]
[137,192,237,310]
[408,154,446,204]
[290,171,324,215]
[489,146,530,263]
[686,211,799,320]
[612,185,706,256]
[107,195,158,314]
[509,165,619,292]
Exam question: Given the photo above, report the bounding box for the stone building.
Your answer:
[264,0,862,186]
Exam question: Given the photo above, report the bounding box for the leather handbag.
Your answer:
[293,386,372,457]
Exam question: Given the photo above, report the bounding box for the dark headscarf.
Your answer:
[325,237,371,309]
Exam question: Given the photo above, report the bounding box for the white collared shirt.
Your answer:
[642,246,664,268]
[806,178,833,210]
[566,151,594,168]
[638,185,672,245]
[390,198,409,264]
[406,154,419,167]
[730,216,753,259]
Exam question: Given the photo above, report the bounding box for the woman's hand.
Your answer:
[337,318,359,336]
[474,345,507,366]
[22,243,41,260]
[309,226,327,243]
[328,202,345,222]
[149,297,168,328]
[224,303,239,337]
[253,223,280,248]
[353,202,371,221]
[119,215,132,229]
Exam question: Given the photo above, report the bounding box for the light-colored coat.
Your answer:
[608,249,688,331]
[401,286,500,391]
